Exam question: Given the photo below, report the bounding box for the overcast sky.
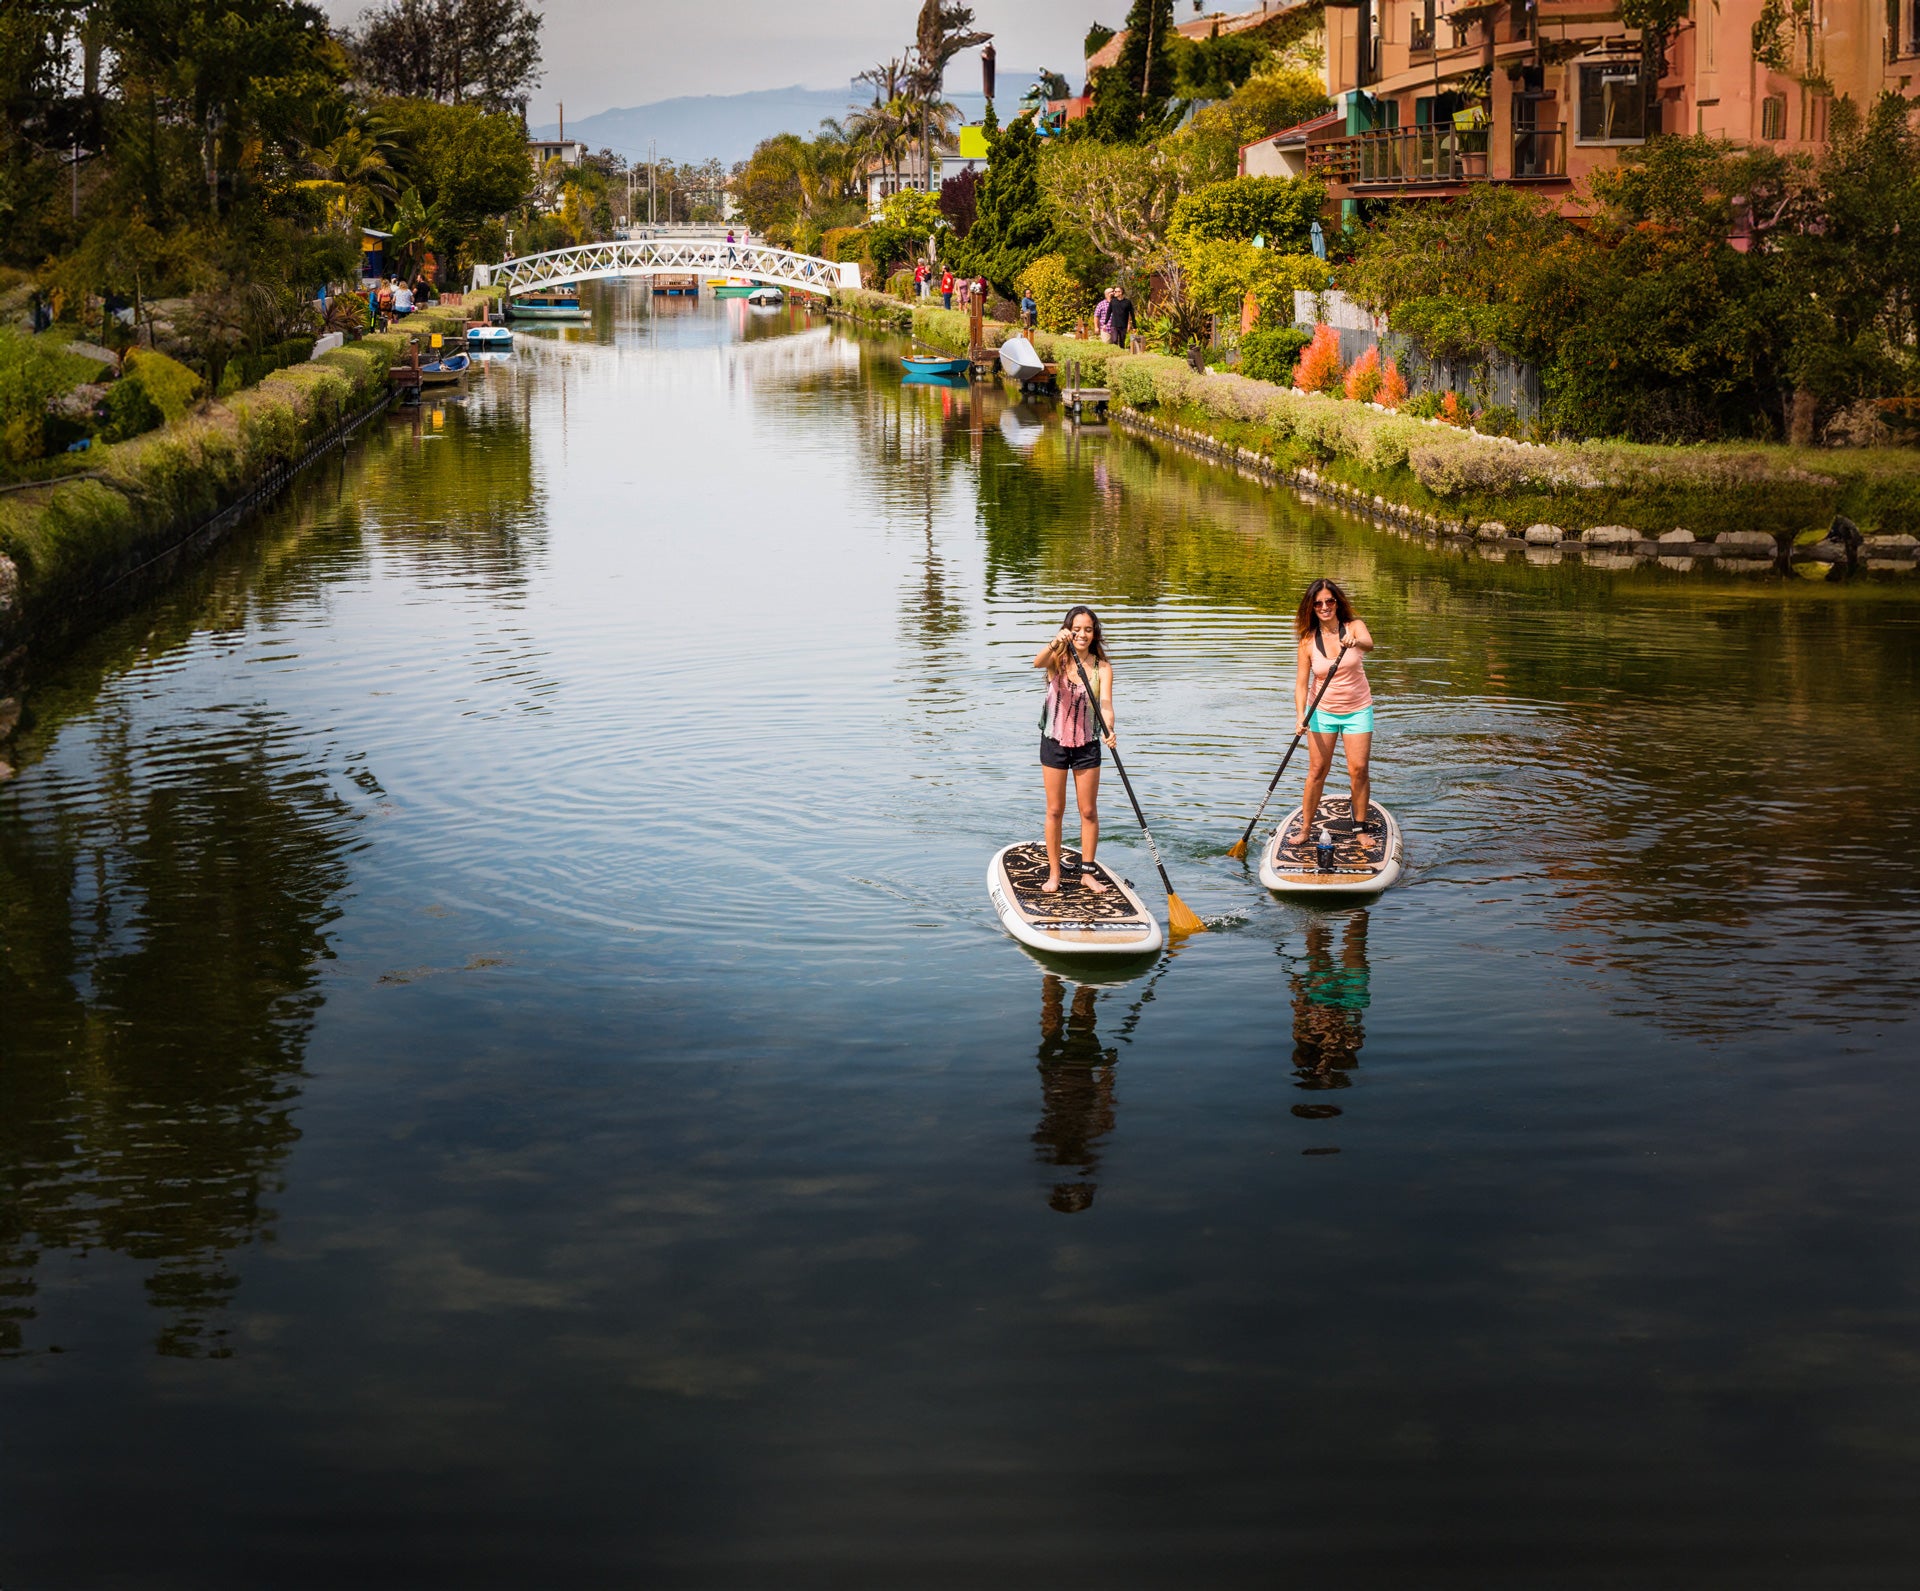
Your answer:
[321,0,1118,120]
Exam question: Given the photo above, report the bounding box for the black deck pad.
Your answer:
[1002,844,1146,921]
[1273,797,1389,872]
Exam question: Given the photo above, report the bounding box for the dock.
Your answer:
[1061,359,1109,419]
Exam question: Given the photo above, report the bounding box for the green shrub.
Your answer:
[1016,253,1093,333]
[1239,327,1309,385]
[0,334,71,471]
[101,376,163,442]
[1476,404,1521,439]
[1169,176,1326,249]
[1402,391,1445,420]
[121,348,203,423]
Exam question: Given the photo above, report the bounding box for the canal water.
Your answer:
[4,286,1919,1587]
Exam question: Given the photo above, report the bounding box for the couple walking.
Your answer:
[1031,581,1377,894]
[1092,286,1134,348]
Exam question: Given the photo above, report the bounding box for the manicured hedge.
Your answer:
[832,287,1920,539]
[0,323,439,652]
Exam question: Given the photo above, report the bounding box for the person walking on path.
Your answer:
[1107,286,1135,348]
[1289,578,1377,846]
[915,261,929,298]
[1033,607,1117,896]
[1094,288,1113,342]
[940,269,955,309]
[1020,291,1038,330]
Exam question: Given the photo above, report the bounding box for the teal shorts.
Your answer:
[1309,704,1374,735]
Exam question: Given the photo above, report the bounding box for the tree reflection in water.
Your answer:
[1288,912,1371,1118]
[1032,974,1119,1214]
[0,706,352,1359]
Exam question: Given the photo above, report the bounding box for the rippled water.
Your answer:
[4,286,1920,1586]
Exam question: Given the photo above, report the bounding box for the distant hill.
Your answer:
[533,75,1042,168]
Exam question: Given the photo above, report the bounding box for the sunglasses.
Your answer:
[1314,596,1338,607]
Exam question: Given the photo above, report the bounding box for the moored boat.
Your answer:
[745,285,783,306]
[902,354,968,377]
[465,324,512,349]
[417,351,471,386]
[505,288,588,319]
[709,277,757,298]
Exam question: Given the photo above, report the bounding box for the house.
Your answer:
[863,127,988,214]
[528,138,587,168]
[1240,107,1342,177]
[1310,0,1912,212]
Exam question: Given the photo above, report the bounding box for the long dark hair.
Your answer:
[1055,604,1109,669]
[1295,578,1354,639]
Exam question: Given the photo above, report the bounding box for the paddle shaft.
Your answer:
[1070,656,1181,902]
[1231,643,1349,857]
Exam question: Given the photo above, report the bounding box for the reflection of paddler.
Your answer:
[1034,974,1118,1213]
[1289,914,1370,1104]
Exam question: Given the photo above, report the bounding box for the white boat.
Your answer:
[465,325,512,348]
[1257,799,1403,896]
[506,288,588,320]
[745,285,783,306]
[988,842,1164,957]
[998,334,1046,384]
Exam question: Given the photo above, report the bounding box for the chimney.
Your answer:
[982,43,996,103]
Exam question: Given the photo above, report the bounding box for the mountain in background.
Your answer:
[532,74,1041,168]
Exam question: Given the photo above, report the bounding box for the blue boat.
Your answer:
[902,354,969,378]
[466,324,512,349]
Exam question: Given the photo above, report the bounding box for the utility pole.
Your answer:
[649,140,657,226]
[71,138,79,220]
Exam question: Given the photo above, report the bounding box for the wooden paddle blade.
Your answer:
[1166,892,1207,936]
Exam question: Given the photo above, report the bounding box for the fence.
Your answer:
[1293,289,1541,422]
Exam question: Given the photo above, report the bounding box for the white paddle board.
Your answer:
[988,842,1164,956]
[1258,798,1403,896]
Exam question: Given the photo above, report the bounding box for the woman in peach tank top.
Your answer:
[1290,578,1377,845]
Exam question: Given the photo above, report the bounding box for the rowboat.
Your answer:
[708,278,757,298]
[902,354,968,377]
[505,289,587,319]
[416,351,471,386]
[997,334,1047,384]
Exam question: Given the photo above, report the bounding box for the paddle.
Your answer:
[1071,657,1206,937]
[1225,643,1349,861]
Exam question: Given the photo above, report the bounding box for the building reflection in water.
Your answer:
[1288,912,1371,1119]
[1032,974,1119,1214]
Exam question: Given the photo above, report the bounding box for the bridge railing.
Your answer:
[472,239,861,295]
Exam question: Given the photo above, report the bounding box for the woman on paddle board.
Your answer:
[1290,578,1376,845]
[1034,606,1116,895]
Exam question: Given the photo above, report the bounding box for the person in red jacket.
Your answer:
[940,269,954,309]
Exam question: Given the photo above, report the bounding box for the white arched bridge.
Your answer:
[472,239,861,298]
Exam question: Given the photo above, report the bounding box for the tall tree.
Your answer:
[907,0,989,191]
[947,110,1055,296]
[350,0,541,115]
[1086,0,1177,144]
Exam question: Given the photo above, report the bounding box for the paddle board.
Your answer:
[1257,797,1403,896]
[988,842,1164,956]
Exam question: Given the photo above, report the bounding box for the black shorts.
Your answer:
[1040,735,1101,772]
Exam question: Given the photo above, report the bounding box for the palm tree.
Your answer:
[907,0,991,194]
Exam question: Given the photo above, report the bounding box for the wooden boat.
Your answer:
[416,351,471,386]
[465,325,512,348]
[988,843,1164,957]
[902,354,968,377]
[505,288,587,319]
[1257,797,1403,896]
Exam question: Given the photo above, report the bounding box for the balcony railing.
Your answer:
[1410,18,1435,51]
[1305,125,1567,185]
[1510,126,1567,178]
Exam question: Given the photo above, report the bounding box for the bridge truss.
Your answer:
[472,240,861,298]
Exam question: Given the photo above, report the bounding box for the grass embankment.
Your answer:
[0,306,467,661]
[831,288,1920,542]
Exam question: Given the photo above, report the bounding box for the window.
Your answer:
[1703,0,1718,70]
[1761,93,1787,140]
[1576,62,1649,142]
[1412,0,1436,52]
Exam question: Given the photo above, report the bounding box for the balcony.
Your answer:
[1410,18,1436,52]
[1305,125,1566,187]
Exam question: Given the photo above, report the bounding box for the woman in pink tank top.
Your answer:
[1289,578,1377,846]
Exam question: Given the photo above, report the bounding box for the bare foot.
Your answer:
[1082,868,1109,894]
[1041,876,1062,894]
